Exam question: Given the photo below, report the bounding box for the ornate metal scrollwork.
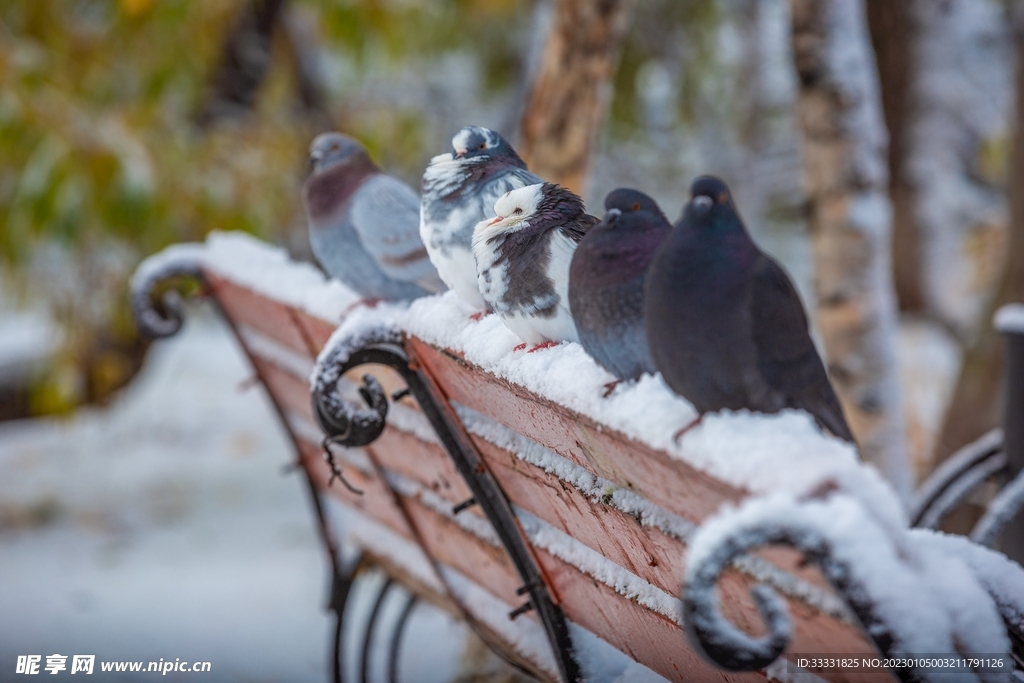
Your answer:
[312,327,582,683]
[311,328,403,449]
[130,244,207,338]
[910,429,1005,530]
[682,492,1019,683]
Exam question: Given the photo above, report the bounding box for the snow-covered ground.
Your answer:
[0,305,331,681]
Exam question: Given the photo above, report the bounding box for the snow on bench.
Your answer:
[132,232,1024,683]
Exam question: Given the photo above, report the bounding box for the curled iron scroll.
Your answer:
[310,327,404,449]
[130,244,207,339]
[682,493,1016,683]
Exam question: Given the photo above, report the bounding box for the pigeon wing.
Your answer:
[350,174,446,293]
[558,213,599,244]
[750,254,854,442]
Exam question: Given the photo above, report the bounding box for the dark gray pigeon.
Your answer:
[644,176,854,442]
[303,132,445,301]
[421,126,542,310]
[569,188,672,382]
[472,182,597,347]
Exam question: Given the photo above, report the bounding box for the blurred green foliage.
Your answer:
[0,0,530,417]
[0,0,726,418]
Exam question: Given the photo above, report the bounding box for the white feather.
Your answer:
[421,161,537,311]
[472,192,580,346]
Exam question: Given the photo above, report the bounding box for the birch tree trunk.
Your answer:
[937,12,1024,464]
[791,0,913,501]
[518,0,633,194]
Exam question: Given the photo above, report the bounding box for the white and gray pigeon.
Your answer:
[420,126,542,310]
[302,132,445,301]
[472,182,598,348]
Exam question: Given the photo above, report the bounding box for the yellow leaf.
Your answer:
[120,0,153,17]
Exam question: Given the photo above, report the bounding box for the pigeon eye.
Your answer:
[513,208,523,215]
[632,202,641,211]
[479,143,487,150]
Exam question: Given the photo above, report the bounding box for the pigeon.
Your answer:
[472,182,598,348]
[302,132,445,301]
[568,188,673,383]
[644,175,854,442]
[421,126,543,310]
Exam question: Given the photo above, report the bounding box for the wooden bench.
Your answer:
[130,232,1024,683]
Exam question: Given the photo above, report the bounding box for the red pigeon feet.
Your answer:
[469,311,486,321]
[513,343,528,352]
[601,380,621,398]
[527,341,560,353]
[672,415,703,443]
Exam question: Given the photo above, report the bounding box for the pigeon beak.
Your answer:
[692,195,713,214]
[454,148,467,159]
[488,216,503,226]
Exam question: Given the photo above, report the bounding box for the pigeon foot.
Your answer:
[672,414,703,443]
[512,343,528,352]
[527,341,560,353]
[469,311,486,321]
[601,380,621,398]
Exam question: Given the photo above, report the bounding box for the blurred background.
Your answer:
[1,0,1023,679]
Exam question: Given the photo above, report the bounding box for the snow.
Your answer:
[438,564,560,681]
[994,303,1024,335]
[323,498,521,683]
[237,323,315,380]
[685,491,1013,671]
[0,306,329,681]
[398,291,872,505]
[249,223,897,528]
[912,529,1024,637]
[515,507,681,622]
[898,319,961,478]
[131,232,361,334]
[0,307,58,370]
[454,404,850,619]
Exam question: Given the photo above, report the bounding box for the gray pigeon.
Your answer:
[569,188,672,382]
[472,182,597,347]
[644,176,854,442]
[302,132,445,301]
[421,126,542,310]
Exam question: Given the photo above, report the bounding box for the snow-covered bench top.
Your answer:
[132,232,1024,683]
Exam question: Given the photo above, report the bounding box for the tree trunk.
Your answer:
[518,0,633,194]
[904,1,1012,341]
[936,11,1024,464]
[791,0,913,501]
[866,0,924,313]
[196,0,288,127]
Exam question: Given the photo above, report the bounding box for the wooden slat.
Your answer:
[408,338,743,523]
[251,355,316,425]
[473,432,686,595]
[291,306,340,352]
[295,438,413,540]
[538,547,747,683]
[206,273,313,355]
[370,426,475,505]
